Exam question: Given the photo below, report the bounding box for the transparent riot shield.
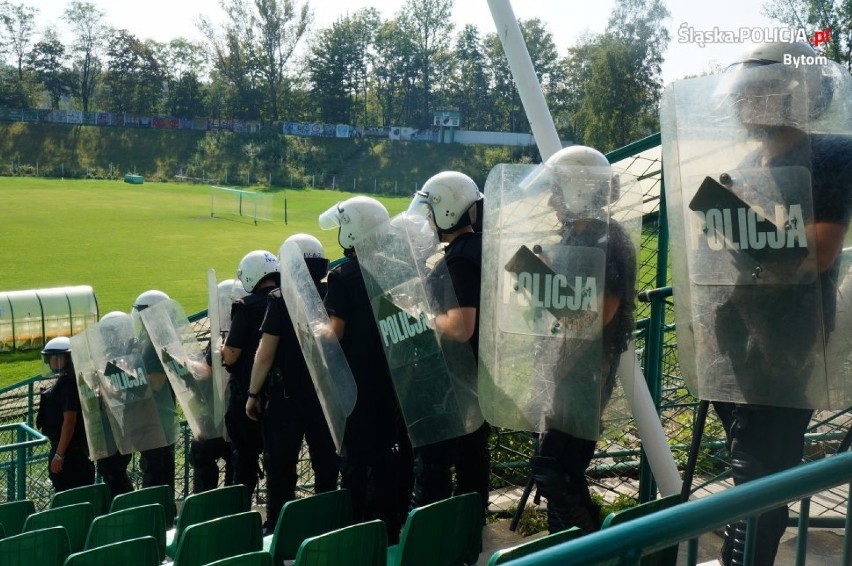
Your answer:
[356,213,485,448]
[140,300,219,440]
[661,60,852,408]
[206,269,228,437]
[279,240,357,453]
[88,315,177,454]
[70,328,117,460]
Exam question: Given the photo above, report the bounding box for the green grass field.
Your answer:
[0,177,412,386]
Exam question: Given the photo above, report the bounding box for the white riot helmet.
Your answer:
[132,290,170,312]
[716,41,835,129]
[100,311,129,322]
[522,145,613,220]
[319,196,390,252]
[131,289,170,330]
[41,336,72,374]
[408,171,483,232]
[237,250,280,293]
[284,233,329,282]
[217,278,248,323]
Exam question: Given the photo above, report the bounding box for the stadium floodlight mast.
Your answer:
[487,0,681,497]
[209,185,274,225]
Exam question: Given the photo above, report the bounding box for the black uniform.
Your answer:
[224,289,272,498]
[324,256,413,545]
[714,134,852,566]
[37,363,95,492]
[410,231,491,517]
[188,344,234,493]
[532,218,637,534]
[260,279,338,530]
[97,452,133,498]
[139,343,177,490]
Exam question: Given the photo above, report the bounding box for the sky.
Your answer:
[20,0,783,84]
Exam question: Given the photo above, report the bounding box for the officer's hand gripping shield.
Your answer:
[140,300,219,440]
[355,213,485,448]
[279,240,357,453]
[661,60,852,408]
[70,328,118,460]
[480,162,641,440]
[87,314,177,454]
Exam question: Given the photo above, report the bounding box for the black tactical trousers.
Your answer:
[262,391,339,530]
[189,437,234,493]
[532,428,600,534]
[140,444,176,489]
[411,422,491,517]
[96,452,133,497]
[225,394,264,499]
[714,402,813,566]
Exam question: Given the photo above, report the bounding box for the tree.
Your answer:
[254,0,312,121]
[162,38,208,118]
[0,2,38,82]
[562,0,670,151]
[27,28,73,110]
[65,1,107,113]
[398,0,455,127]
[371,18,417,126]
[762,0,852,71]
[445,24,489,130]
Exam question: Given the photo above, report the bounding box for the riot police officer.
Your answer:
[662,42,852,566]
[37,336,95,492]
[132,289,178,489]
[318,196,414,544]
[223,251,280,500]
[522,146,637,534]
[246,234,338,532]
[407,171,491,517]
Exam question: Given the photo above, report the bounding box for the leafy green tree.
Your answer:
[371,18,417,126]
[65,0,107,113]
[28,28,73,110]
[162,38,208,118]
[308,15,362,123]
[0,2,37,82]
[398,0,455,127]
[445,24,489,130]
[103,30,164,115]
[762,0,852,71]
[254,0,312,121]
[563,0,670,151]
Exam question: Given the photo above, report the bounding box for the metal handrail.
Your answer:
[501,452,852,566]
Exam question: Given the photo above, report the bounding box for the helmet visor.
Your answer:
[406,192,432,219]
[318,203,343,230]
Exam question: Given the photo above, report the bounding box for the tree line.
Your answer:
[1,0,848,152]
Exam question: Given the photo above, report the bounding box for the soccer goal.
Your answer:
[210,186,274,225]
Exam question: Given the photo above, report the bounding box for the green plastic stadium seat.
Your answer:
[64,535,159,566]
[172,511,263,566]
[387,492,482,566]
[294,520,387,566]
[263,489,353,564]
[601,494,681,566]
[110,484,176,528]
[166,484,250,557]
[205,550,274,566]
[50,483,111,517]
[24,502,95,552]
[0,499,35,536]
[0,526,70,566]
[85,504,166,561]
[486,527,582,565]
